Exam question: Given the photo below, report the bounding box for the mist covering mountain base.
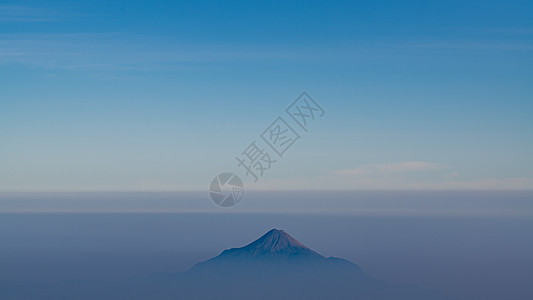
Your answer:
[0,229,453,300]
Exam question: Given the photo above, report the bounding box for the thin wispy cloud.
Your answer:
[399,40,533,52]
[0,34,336,71]
[251,170,533,191]
[325,162,533,190]
[245,161,533,191]
[1,31,531,72]
[0,5,51,22]
[333,161,440,176]
[0,5,85,22]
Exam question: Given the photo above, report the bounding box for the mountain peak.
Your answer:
[244,228,309,252]
[196,229,324,265]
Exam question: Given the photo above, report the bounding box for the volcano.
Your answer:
[190,229,362,274]
[175,229,452,300]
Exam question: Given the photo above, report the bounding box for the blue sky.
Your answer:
[1,0,532,191]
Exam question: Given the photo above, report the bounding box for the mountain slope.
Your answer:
[189,228,363,283]
[179,229,451,300]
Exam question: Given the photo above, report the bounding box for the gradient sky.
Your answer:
[1,0,532,191]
